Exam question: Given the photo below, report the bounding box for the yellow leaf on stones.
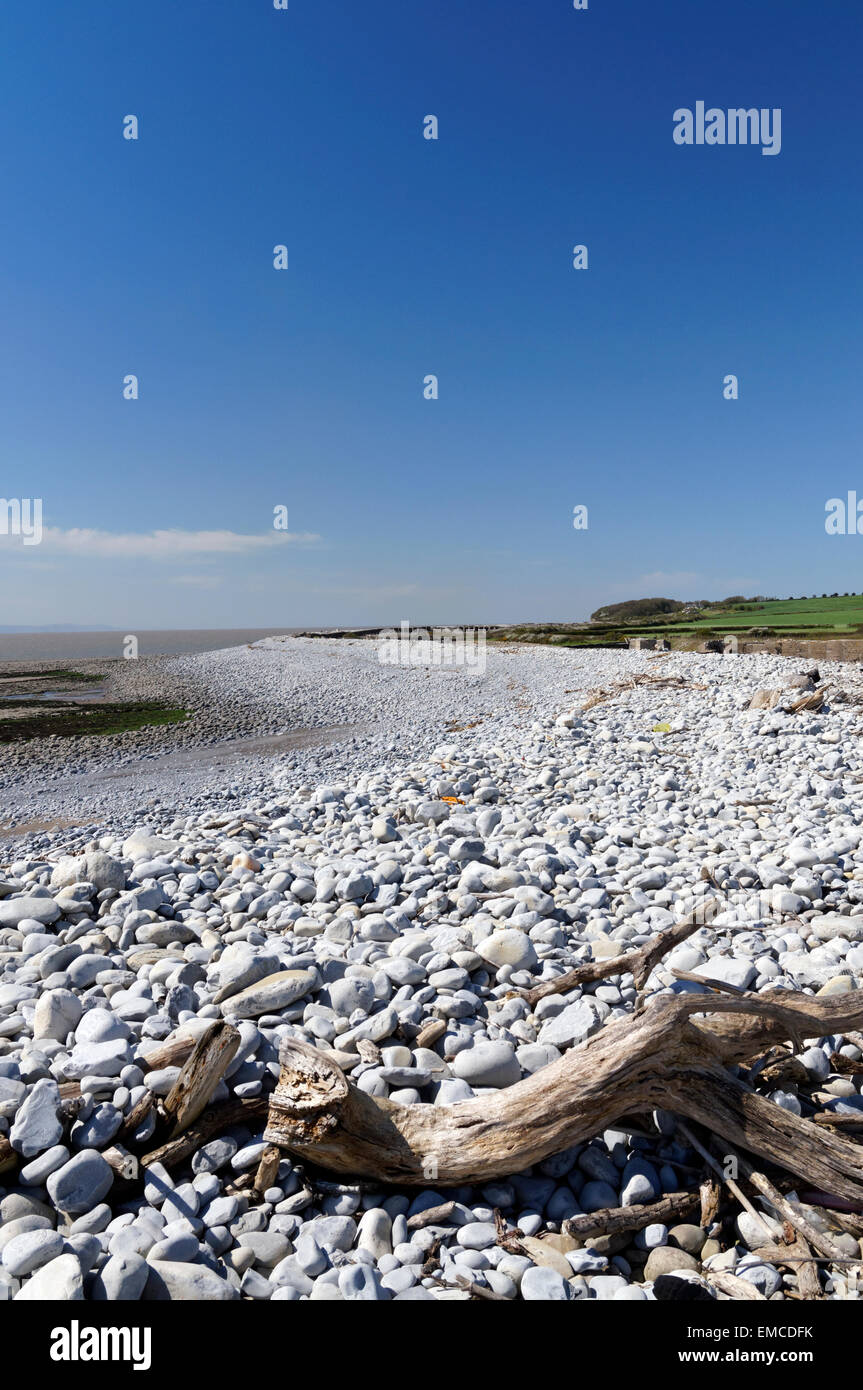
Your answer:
[652,723,671,733]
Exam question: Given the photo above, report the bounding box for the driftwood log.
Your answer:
[263,988,863,1195]
[521,899,720,1008]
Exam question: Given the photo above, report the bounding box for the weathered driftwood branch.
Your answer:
[677,1121,775,1244]
[141,1095,268,1172]
[700,1177,721,1229]
[562,1191,699,1241]
[263,989,863,1194]
[522,899,720,1008]
[747,1169,848,1265]
[749,1240,821,1299]
[705,1270,766,1301]
[253,1144,281,1195]
[102,1144,139,1182]
[160,1019,240,1138]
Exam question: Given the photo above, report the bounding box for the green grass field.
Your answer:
[490,594,863,648]
[652,595,863,637]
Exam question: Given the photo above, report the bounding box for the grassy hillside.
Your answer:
[490,594,863,649]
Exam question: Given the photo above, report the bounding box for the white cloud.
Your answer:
[29,527,320,559]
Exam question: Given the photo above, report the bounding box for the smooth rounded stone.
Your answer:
[2,1228,65,1277]
[339,1005,399,1048]
[389,1087,421,1106]
[818,976,855,997]
[381,1066,432,1088]
[270,1285,301,1301]
[356,1208,392,1260]
[14,1252,84,1300]
[516,1043,560,1074]
[516,1213,543,1238]
[222,969,317,1019]
[451,1041,520,1089]
[70,1203,112,1235]
[435,1078,475,1105]
[736,1211,783,1249]
[477,930,538,972]
[270,1256,315,1294]
[0,896,60,927]
[192,1138,238,1174]
[380,1266,417,1294]
[144,1260,239,1301]
[211,947,280,1005]
[51,851,125,892]
[520,1265,572,1301]
[580,1180,619,1214]
[47,1149,113,1215]
[110,1225,157,1259]
[668,1224,707,1258]
[10,1077,62,1157]
[148,1233,199,1263]
[309,1278,344,1300]
[306,1216,357,1253]
[71,1102,122,1150]
[237,1232,291,1268]
[20,1143,69,1186]
[537,1001,603,1050]
[392,1240,424,1265]
[643,1247,700,1281]
[0,1216,54,1257]
[66,956,118,989]
[33,989,82,1042]
[615,1284,648,1301]
[578,1145,620,1185]
[692,956,757,990]
[65,1234,103,1271]
[0,1074,25,1119]
[75,1007,131,1046]
[241,1267,274,1299]
[453,1220,498,1252]
[380,957,426,986]
[338,1265,388,1300]
[546,1187,580,1222]
[293,1234,326,1273]
[142,1067,182,1097]
[566,1247,608,1275]
[589,1274,630,1300]
[737,1256,782,1296]
[637,1223,668,1251]
[621,1157,660,1206]
[797,1047,831,1083]
[122,830,180,861]
[63,1041,132,1080]
[143,1161,175,1207]
[484,1269,517,1298]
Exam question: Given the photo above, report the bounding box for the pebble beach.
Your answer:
[2,636,863,1302]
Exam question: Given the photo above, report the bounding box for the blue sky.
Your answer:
[1,0,861,628]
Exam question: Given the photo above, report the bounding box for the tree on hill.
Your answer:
[590,597,686,623]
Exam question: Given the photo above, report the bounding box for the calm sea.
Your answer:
[0,629,305,662]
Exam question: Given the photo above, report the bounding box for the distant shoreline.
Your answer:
[0,628,303,661]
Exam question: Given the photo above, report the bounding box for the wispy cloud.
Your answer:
[11,527,320,560]
[171,573,223,587]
